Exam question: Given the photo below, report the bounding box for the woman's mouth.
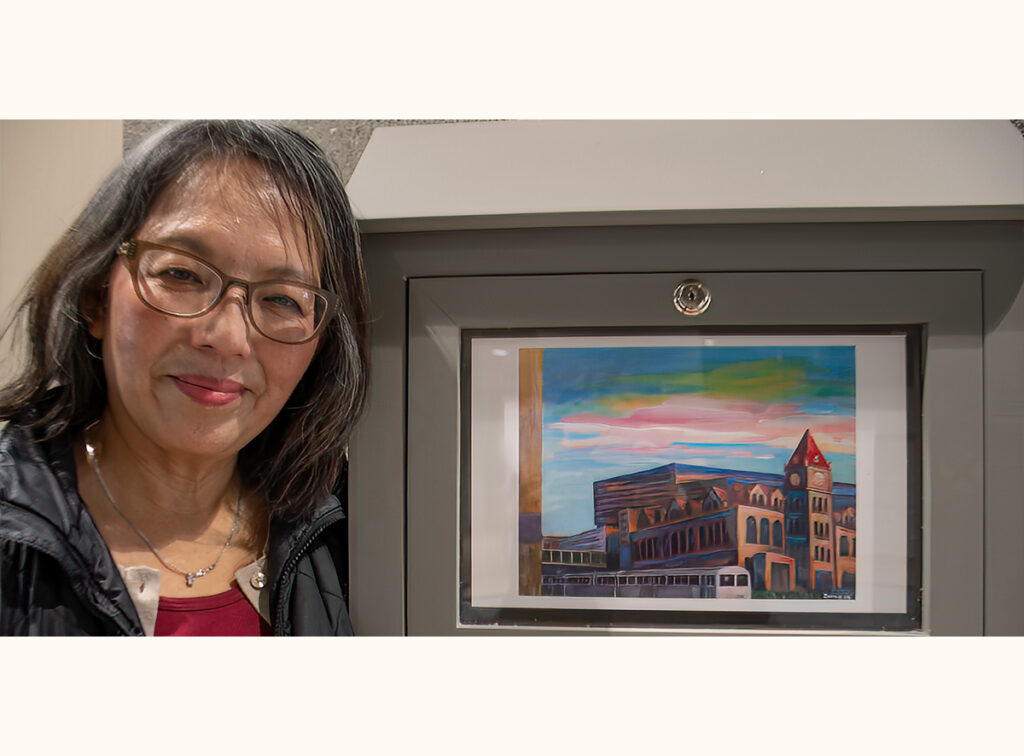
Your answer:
[171,375,245,406]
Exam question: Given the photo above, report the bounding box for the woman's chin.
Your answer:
[137,420,254,463]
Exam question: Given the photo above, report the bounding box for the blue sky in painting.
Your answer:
[539,345,856,536]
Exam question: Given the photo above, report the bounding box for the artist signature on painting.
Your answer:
[822,592,853,599]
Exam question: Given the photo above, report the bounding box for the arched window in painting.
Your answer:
[840,535,849,556]
[699,527,707,549]
[689,529,696,551]
[760,518,770,545]
[746,516,757,543]
[772,520,783,547]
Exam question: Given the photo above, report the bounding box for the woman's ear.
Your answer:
[80,278,107,340]
[87,312,105,340]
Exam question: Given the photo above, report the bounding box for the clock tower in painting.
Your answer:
[784,429,835,592]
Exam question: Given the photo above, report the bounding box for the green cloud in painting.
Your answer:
[596,358,854,404]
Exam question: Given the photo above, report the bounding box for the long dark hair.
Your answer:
[0,121,369,521]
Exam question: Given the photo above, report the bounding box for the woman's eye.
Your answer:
[264,294,301,311]
[160,266,203,283]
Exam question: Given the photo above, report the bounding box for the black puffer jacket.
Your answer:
[0,420,354,636]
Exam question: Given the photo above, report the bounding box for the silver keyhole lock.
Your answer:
[672,279,711,316]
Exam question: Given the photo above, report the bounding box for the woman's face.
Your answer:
[90,159,321,463]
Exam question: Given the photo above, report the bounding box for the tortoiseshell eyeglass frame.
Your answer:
[116,240,338,345]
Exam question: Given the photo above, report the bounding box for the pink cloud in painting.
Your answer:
[550,395,854,456]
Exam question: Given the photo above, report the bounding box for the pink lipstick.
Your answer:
[171,375,245,406]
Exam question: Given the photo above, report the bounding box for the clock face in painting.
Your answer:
[789,472,801,486]
[812,471,826,487]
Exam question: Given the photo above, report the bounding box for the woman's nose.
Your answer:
[193,284,253,357]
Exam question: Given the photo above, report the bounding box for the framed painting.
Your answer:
[459,327,922,632]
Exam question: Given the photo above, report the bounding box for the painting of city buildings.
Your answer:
[517,345,857,600]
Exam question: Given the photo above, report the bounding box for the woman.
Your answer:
[0,121,368,635]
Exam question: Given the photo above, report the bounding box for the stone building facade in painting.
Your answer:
[542,430,856,595]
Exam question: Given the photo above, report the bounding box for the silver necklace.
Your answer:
[84,432,242,588]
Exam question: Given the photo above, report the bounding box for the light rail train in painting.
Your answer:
[541,565,751,599]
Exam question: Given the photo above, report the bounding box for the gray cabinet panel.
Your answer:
[350,220,1024,636]
[404,271,981,635]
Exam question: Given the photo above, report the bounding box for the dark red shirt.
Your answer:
[154,585,271,636]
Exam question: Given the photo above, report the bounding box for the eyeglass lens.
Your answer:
[135,246,325,343]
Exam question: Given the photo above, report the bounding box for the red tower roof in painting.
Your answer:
[786,429,831,470]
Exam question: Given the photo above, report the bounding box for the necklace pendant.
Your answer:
[185,573,196,587]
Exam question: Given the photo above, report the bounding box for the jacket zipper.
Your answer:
[272,510,346,635]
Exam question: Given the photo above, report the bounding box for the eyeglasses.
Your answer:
[116,240,336,345]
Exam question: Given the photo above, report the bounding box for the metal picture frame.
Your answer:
[458,326,923,632]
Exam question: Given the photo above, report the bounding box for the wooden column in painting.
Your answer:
[519,348,543,595]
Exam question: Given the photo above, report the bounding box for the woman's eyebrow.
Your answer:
[262,265,316,284]
[150,232,210,256]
